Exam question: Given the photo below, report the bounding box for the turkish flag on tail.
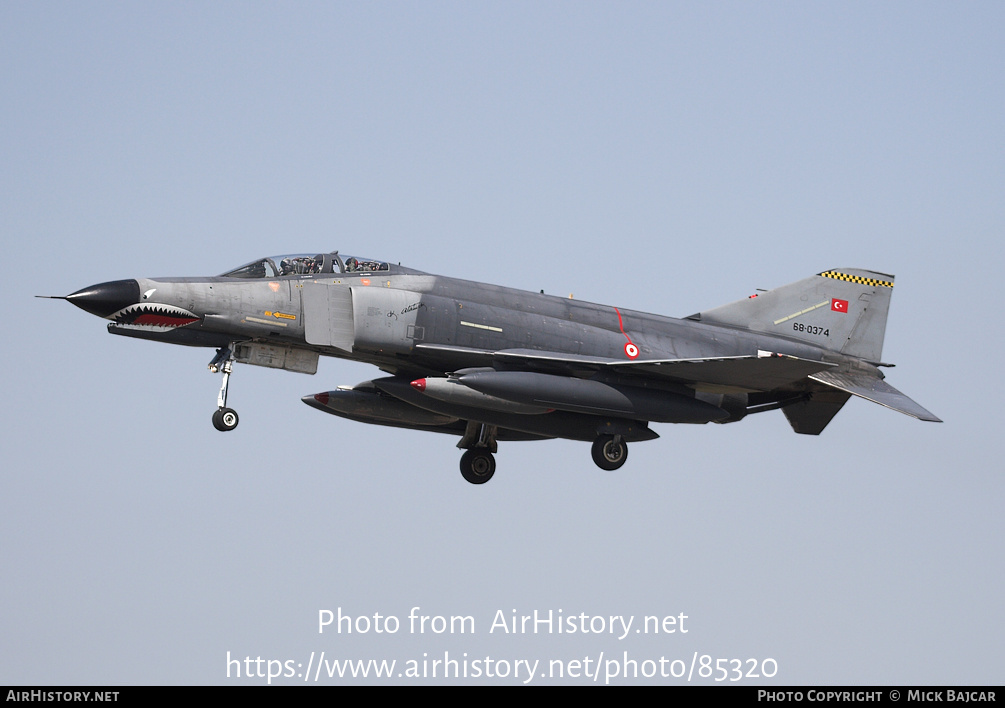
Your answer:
[831,298,849,313]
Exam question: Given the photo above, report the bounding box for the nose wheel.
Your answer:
[212,407,239,431]
[209,346,239,432]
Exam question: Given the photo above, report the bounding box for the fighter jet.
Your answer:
[50,252,940,483]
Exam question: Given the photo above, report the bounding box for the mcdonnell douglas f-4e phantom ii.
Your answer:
[52,252,940,484]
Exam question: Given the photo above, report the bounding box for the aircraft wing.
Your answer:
[414,344,836,392]
[607,354,836,391]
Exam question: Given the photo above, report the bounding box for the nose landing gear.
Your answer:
[212,406,239,431]
[209,346,239,431]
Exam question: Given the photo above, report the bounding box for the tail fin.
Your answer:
[692,268,895,362]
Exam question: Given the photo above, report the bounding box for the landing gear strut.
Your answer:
[457,422,498,484]
[592,434,628,470]
[209,346,239,431]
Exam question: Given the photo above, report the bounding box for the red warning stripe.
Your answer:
[613,307,639,359]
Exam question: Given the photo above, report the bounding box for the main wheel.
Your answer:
[591,435,628,470]
[459,449,496,484]
[212,407,239,431]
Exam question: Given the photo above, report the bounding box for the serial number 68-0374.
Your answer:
[793,323,829,336]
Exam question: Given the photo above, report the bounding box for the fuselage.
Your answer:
[103,263,842,377]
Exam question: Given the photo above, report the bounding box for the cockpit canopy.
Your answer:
[221,252,390,279]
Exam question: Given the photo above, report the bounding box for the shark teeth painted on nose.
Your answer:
[109,303,201,329]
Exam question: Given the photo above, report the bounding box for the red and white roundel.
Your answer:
[624,342,639,359]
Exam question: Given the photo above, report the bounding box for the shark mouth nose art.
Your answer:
[109,303,201,329]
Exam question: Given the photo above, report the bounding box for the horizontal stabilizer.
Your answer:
[809,370,942,422]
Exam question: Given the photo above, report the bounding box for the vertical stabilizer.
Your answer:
[694,269,895,362]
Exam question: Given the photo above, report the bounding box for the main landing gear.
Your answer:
[459,449,496,485]
[591,434,628,471]
[457,422,497,484]
[455,426,631,483]
[209,346,239,432]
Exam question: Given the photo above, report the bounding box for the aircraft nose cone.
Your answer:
[65,279,140,318]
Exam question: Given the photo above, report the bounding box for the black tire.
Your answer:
[460,449,496,484]
[212,407,239,431]
[591,435,628,470]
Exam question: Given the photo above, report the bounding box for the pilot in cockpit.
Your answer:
[280,256,318,275]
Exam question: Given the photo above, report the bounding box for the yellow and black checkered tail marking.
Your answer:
[818,271,894,288]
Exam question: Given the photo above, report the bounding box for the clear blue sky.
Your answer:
[2,1,1002,684]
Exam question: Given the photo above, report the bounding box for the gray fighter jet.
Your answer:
[51,252,940,483]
